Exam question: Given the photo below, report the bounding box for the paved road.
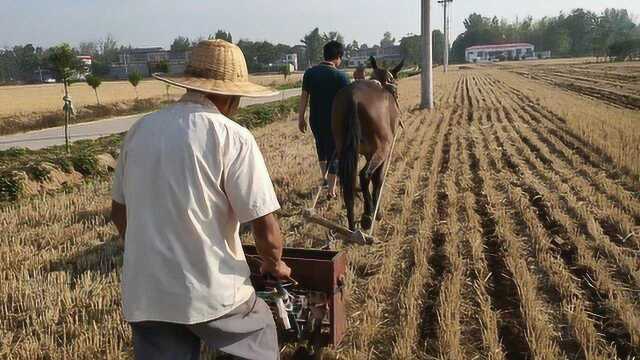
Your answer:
[0,88,301,150]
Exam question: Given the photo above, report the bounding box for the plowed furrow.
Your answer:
[470,110,534,359]
[416,108,455,359]
[483,101,620,359]
[490,76,640,195]
[492,104,640,286]
[342,112,437,358]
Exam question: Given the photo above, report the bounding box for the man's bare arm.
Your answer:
[298,90,309,133]
[111,200,127,245]
[251,213,291,280]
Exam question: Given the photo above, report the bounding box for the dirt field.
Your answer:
[506,61,640,110]
[1,64,639,359]
[0,73,303,117]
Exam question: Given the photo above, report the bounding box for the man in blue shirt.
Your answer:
[298,41,350,199]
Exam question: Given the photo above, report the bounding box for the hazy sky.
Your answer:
[1,0,639,49]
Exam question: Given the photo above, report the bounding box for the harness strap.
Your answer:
[368,126,401,236]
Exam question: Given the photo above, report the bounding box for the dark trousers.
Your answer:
[130,293,279,360]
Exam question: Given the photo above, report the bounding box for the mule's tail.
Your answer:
[338,99,360,205]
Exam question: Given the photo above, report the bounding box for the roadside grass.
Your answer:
[0,97,176,136]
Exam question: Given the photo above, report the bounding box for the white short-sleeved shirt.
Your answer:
[112,92,280,324]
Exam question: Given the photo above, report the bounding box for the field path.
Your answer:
[0,88,301,150]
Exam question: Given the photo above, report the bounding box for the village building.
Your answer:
[109,47,190,79]
[465,43,536,62]
[347,44,402,67]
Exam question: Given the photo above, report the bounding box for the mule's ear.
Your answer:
[391,58,405,78]
[369,56,377,69]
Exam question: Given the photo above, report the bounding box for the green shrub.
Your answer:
[26,163,51,181]
[0,172,24,201]
[70,152,99,176]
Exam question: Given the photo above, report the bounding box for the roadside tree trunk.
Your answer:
[94,88,100,105]
[63,80,70,154]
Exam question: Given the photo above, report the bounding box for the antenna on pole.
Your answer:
[421,0,433,109]
[437,0,453,72]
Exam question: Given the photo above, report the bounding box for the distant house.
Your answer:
[110,47,190,79]
[291,45,307,69]
[347,44,402,67]
[282,53,298,70]
[465,43,535,62]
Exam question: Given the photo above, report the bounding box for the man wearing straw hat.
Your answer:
[111,39,290,360]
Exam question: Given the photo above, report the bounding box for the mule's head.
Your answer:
[369,56,404,98]
[369,56,404,83]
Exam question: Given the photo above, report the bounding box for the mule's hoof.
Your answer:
[361,214,373,230]
[375,209,384,221]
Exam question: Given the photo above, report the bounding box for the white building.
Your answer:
[465,43,535,62]
[280,53,298,70]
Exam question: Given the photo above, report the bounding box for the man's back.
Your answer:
[112,92,280,324]
[303,63,350,124]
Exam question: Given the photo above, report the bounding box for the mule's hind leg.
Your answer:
[359,163,373,230]
[371,162,385,221]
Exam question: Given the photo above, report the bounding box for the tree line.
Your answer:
[451,8,640,63]
[1,28,416,84]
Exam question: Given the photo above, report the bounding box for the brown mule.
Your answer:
[332,56,404,231]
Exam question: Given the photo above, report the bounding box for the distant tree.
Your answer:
[346,40,360,58]
[399,31,444,66]
[237,40,291,72]
[609,38,640,61]
[13,44,40,81]
[49,43,81,153]
[563,8,599,56]
[165,84,172,102]
[281,64,291,80]
[322,31,345,45]
[399,35,421,65]
[78,41,99,56]
[155,60,169,74]
[170,36,191,52]
[128,71,143,98]
[86,74,102,105]
[380,31,396,47]
[302,28,323,65]
[213,30,233,42]
[433,30,445,65]
[98,34,119,63]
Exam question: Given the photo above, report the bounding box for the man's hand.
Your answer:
[298,90,309,134]
[298,118,307,133]
[260,259,292,280]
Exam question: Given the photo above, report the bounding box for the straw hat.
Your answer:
[153,39,278,97]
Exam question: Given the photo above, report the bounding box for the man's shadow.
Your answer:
[45,235,123,289]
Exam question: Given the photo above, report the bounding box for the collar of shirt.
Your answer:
[179,91,221,113]
[320,61,336,68]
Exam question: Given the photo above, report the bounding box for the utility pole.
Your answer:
[421,0,433,109]
[438,0,453,72]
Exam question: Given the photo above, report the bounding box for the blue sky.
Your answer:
[1,0,638,49]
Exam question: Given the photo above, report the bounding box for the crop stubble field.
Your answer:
[1,63,639,359]
[0,73,303,117]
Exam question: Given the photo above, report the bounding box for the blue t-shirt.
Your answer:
[302,63,350,130]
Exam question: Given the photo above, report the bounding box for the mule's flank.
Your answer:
[331,57,404,231]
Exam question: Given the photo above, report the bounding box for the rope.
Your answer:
[368,128,400,237]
